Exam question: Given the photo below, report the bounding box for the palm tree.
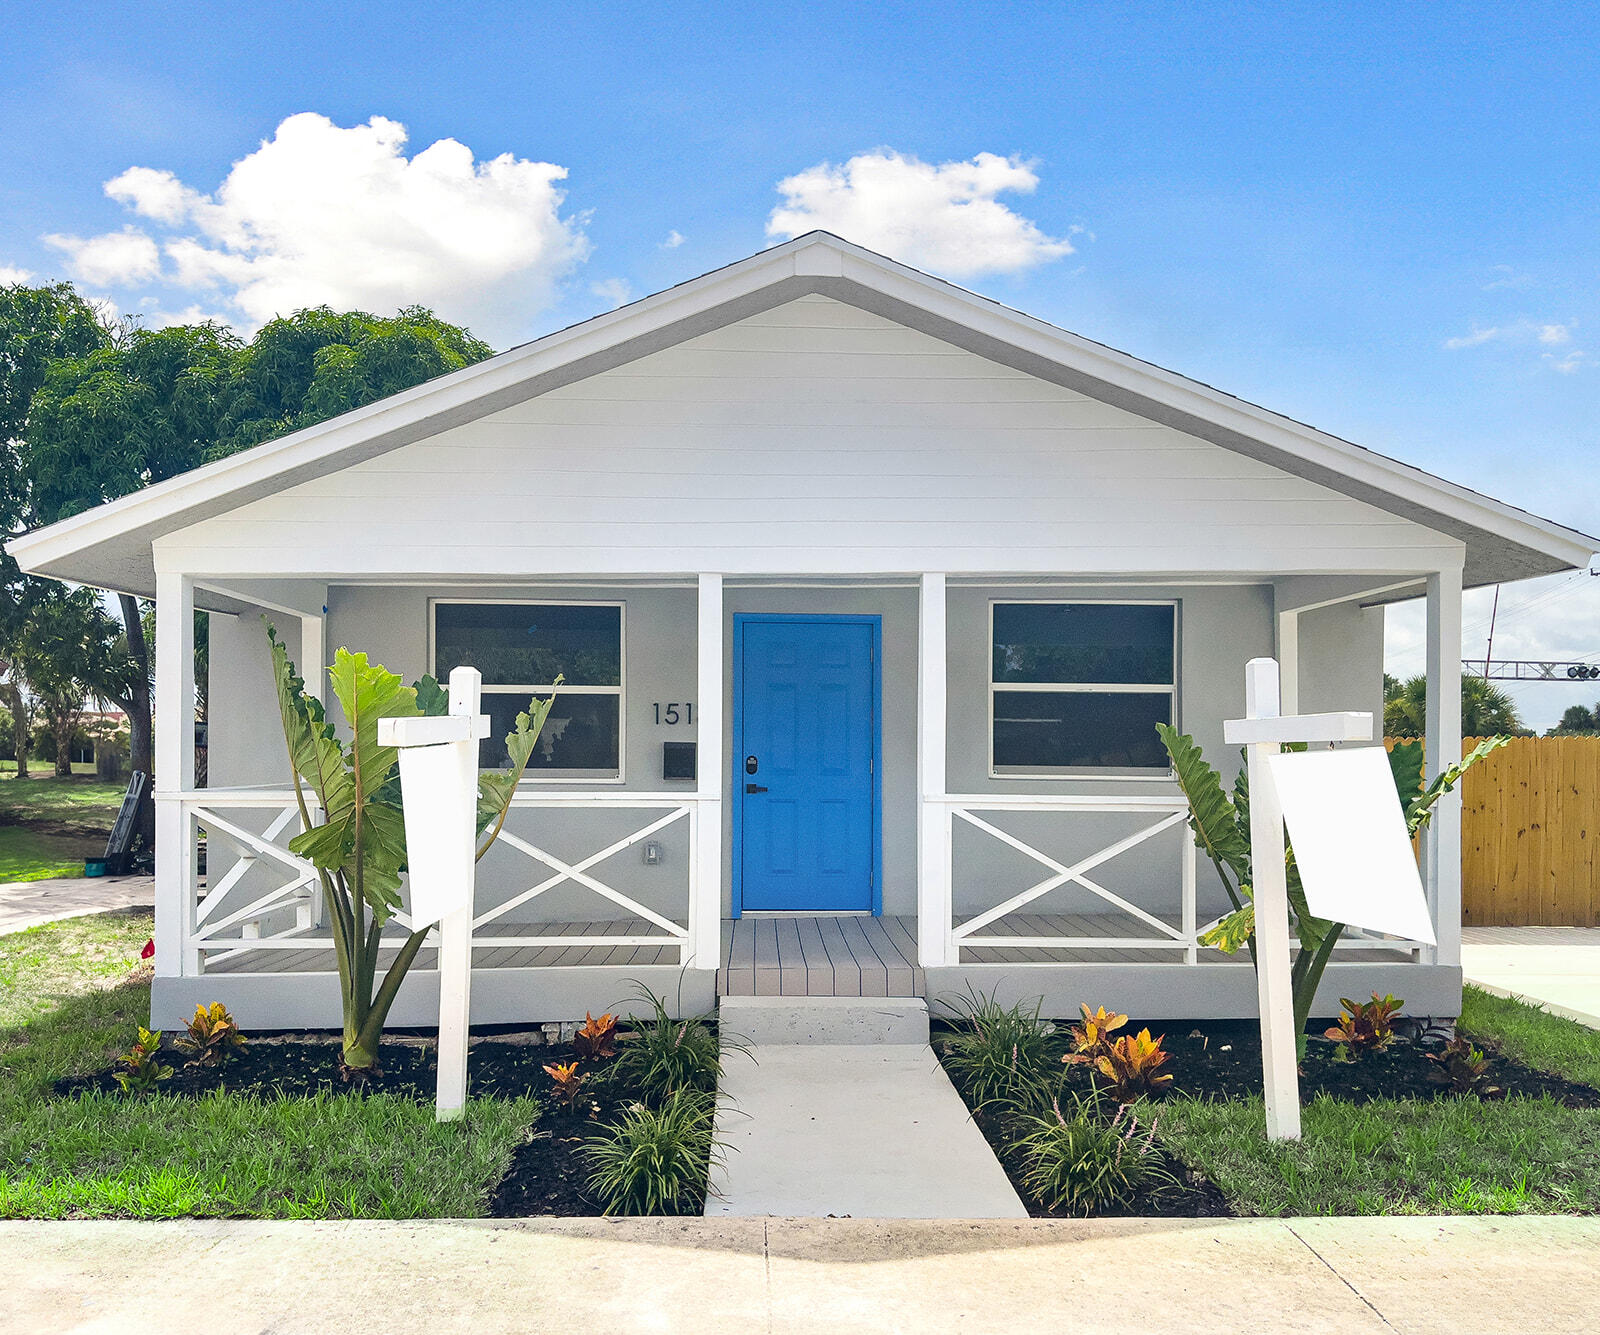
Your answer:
[1384,673,1523,739]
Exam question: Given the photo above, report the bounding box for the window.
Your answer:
[432,601,623,778]
[990,601,1176,774]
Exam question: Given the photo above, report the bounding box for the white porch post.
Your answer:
[1275,608,1300,716]
[917,573,955,967]
[688,573,724,970]
[300,603,326,707]
[153,571,197,979]
[1424,565,1465,970]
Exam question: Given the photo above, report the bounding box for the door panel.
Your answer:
[738,618,877,913]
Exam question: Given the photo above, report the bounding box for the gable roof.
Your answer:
[10,231,1594,595]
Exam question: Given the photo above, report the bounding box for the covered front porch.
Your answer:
[149,567,1466,1026]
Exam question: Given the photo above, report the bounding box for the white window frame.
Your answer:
[429,598,626,785]
[987,598,1179,780]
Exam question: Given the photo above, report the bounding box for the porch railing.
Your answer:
[158,787,708,976]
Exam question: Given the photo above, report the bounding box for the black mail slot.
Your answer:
[662,741,697,782]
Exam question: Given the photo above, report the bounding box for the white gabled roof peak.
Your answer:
[9,231,1594,593]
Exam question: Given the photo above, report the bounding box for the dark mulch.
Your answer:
[54,1031,674,1217]
[936,1015,1600,1219]
[1105,1018,1600,1108]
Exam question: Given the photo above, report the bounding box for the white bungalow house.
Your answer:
[12,232,1594,1029]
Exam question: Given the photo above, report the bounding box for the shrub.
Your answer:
[1325,993,1405,1060]
[113,1028,173,1095]
[1426,1035,1501,1095]
[609,984,728,1102]
[583,1089,717,1215]
[1062,1004,1128,1068]
[173,1002,247,1067]
[939,988,1057,1111]
[573,1011,619,1061]
[1012,1093,1173,1215]
[1093,1028,1174,1102]
[543,1061,586,1109]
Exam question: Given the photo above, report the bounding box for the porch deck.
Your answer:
[203,913,1418,997]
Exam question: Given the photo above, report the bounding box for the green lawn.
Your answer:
[0,775,128,882]
[0,913,537,1219]
[1159,985,1600,1216]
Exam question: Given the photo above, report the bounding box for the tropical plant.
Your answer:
[1012,1092,1173,1215]
[582,1089,718,1216]
[265,621,554,1076]
[1425,1035,1500,1095]
[173,1002,248,1067]
[544,1061,587,1109]
[1062,1003,1128,1068]
[1157,723,1507,1050]
[1093,1029,1174,1101]
[113,1027,174,1095]
[573,1011,619,1060]
[1324,993,1404,1059]
[608,984,728,1102]
[938,987,1057,1110]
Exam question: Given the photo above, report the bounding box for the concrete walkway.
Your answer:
[0,874,154,935]
[707,998,1026,1218]
[3,1216,1597,1334]
[1462,925,1600,1029]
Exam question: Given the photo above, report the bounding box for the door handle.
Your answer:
[745,783,768,794]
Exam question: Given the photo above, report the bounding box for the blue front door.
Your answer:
[736,616,879,914]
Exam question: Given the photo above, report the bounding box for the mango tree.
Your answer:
[1156,724,1505,1048]
[266,621,554,1075]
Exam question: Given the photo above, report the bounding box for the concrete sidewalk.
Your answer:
[3,1216,1597,1334]
[0,875,154,936]
[1462,925,1600,1029]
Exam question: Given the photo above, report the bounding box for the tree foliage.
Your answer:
[1383,672,1524,739]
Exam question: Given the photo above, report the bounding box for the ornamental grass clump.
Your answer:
[582,1089,718,1216]
[610,984,729,1102]
[1012,1092,1173,1215]
[939,987,1057,1111]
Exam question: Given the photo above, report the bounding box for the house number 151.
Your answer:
[652,702,693,726]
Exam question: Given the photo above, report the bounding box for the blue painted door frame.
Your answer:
[732,614,882,916]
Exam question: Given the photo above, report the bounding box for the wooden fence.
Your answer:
[1388,735,1600,927]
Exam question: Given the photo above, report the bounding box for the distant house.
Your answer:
[13,233,1594,1028]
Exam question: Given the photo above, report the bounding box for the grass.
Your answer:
[0,774,127,882]
[0,911,537,1219]
[1161,1093,1600,1215]
[1159,989,1600,1216]
[1460,983,1600,1089]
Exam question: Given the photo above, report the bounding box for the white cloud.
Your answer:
[767,149,1075,278]
[661,229,685,249]
[0,264,34,285]
[1443,317,1583,369]
[1483,264,1534,292]
[42,225,162,287]
[590,278,632,308]
[66,112,592,345]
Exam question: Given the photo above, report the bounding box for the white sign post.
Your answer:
[378,667,490,1122]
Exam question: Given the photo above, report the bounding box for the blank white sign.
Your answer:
[1264,746,1437,945]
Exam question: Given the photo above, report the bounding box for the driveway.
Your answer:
[1462,926,1600,1029]
[0,874,155,936]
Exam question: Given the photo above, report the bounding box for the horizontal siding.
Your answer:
[159,295,1463,576]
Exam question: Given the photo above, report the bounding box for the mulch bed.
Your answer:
[54,1031,640,1217]
[937,1016,1600,1219]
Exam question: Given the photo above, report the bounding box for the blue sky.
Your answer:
[3,3,1597,725]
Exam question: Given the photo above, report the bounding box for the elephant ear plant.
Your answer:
[1155,724,1506,1051]
[265,621,555,1077]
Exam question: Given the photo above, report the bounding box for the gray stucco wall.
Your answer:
[208,609,297,789]
[1298,601,1386,721]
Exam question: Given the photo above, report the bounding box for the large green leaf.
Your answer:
[1156,723,1251,886]
[476,693,557,847]
[1387,739,1426,822]
[264,620,349,817]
